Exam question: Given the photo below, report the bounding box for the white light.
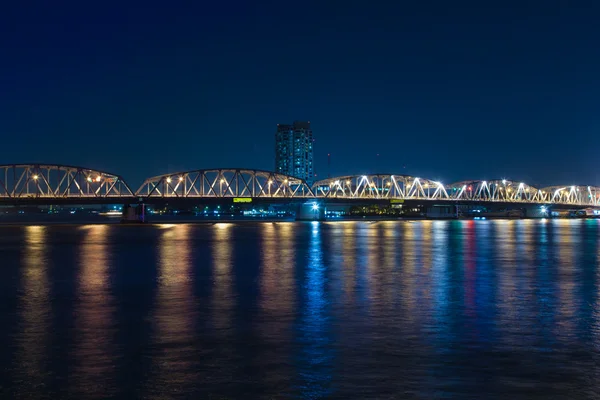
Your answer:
[32,175,38,180]
[179,176,184,181]
[482,181,487,185]
[166,177,172,183]
[502,179,507,185]
[312,203,319,211]
[96,176,101,182]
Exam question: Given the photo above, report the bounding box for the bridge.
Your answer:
[0,164,599,208]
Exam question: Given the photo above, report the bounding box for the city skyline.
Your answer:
[1,2,600,186]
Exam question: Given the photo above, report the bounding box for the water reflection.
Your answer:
[259,223,296,393]
[400,221,418,327]
[431,221,450,331]
[553,219,578,341]
[149,224,196,395]
[15,226,50,396]
[495,220,520,346]
[296,222,332,398]
[212,223,234,333]
[341,222,357,305]
[595,222,600,350]
[260,222,296,324]
[71,225,115,398]
[3,220,600,399]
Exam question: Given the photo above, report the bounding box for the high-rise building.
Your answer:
[275,121,314,184]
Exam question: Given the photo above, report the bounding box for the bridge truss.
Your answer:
[447,180,543,202]
[313,175,600,207]
[3,165,599,208]
[136,169,315,198]
[313,175,449,199]
[136,170,600,207]
[0,164,134,199]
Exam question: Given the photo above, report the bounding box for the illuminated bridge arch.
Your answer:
[446,179,542,202]
[136,168,315,198]
[0,164,133,198]
[312,174,450,199]
[540,185,600,206]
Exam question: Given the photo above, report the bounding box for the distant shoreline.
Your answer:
[0,215,596,226]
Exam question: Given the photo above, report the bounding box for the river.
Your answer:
[0,220,599,399]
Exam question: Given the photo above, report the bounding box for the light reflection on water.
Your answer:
[15,226,50,398]
[2,220,600,399]
[71,224,115,398]
[295,221,332,398]
[147,223,197,396]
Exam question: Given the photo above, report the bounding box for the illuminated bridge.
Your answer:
[1,165,600,208]
[137,170,600,207]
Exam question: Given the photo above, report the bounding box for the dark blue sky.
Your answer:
[1,1,599,187]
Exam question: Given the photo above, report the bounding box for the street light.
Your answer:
[166,177,172,183]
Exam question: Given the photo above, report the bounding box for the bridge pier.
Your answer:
[295,201,326,221]
[121,203,146,223]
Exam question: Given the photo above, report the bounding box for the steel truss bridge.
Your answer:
[1,165,599,207]
[0,164,133,201]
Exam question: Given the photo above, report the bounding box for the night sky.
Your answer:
[1,1,599,187]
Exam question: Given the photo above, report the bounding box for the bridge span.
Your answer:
[0,165,599,210]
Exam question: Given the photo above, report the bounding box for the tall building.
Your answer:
[275,121,314,184]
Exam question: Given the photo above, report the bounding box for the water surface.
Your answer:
[1,220,599,399]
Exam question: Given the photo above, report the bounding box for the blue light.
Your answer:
[312,203,319,211]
